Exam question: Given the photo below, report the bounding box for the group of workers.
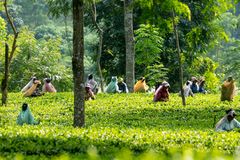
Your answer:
[21,76,57,97]
[17,74,240,132]
[83,74,207,101]
[180,77,207,97]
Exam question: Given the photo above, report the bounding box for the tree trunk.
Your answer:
[91,1,104,92]
[1,43,9,105]
[2,0,19,106]
[172,9,186,106]
[72,0,85,127]
[97,31,104,92]
[124,0,135,92]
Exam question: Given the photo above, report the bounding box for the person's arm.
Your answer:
[215,119,226,132]
[216,123,225,132]
[189,89,194,97]
[50,84,57,92]
[90,91,95,100]
[16,113,23,125]
[125,84,129,93]
[116,84,121,93]
[42,84,46,92]
[233,119,240,128]
[166,90,169,99]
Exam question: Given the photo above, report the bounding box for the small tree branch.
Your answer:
[4,0,19,64]
[4,0,18,35]
[8,33,19,64]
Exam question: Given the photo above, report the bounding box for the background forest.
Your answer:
[0,0,240,92]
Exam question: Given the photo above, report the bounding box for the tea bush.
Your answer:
[1,92,240,159]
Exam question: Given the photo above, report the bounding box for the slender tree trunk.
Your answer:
[124,0,135,92]
[91,1,104,92]
[2,0,19,106]
[97,32,104,92]
[172,9,186,106]
[1,44,9,105]
[72,0,85,127]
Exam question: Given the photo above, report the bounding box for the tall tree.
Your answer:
[172,9,185,106]
[1,0,19,105]
[124,0,135,92]
[72,0,85,127]
[89,0,104,92]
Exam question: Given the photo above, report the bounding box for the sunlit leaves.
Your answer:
[46,0,72,17]
[7,28,72,91]
[0,93,240,158]
[145,62,169,87]
[161,0,191,21]
[135,24,163,66]
[0,17,7,58]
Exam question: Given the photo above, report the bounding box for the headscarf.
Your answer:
[134,77,149,92]
[42,78,57,92]
[221,77,236,101]
[21,77,36,92]
[215,109,237,130]
[105,76,119,93]
[17,104,38,125]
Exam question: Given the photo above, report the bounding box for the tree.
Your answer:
[46,0,85,127]
[172,9,185,105]
[135,24,165,77]
[1,0,19,105]
[72,0,85,127]
[7,28,72,92]
[88,0,104,92]
[124,0,135,92]
[86,0,125,81]
[208,12,240,82]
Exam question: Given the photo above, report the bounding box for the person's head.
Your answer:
[226,109,237,122]
[46,78,51,83]
[162,81,170,89]
[186,81,192,86]
[88,74,93,80]
[85,84,91,91]
[22,103,28,111]
[227,76,233,82]
[32,76,37,82]
[118,77,123,83]
[111,76,117,82]
[140,77,145,82]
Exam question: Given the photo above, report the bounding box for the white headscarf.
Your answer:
[21,77,36,92]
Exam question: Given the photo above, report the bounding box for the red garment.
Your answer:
[153,86,169,102]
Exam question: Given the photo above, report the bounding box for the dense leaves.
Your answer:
[1,93,240,158]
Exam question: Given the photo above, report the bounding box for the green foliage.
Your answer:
[187,56,220,92]
[145,61,169,87]
[34,25,59,40]
[12,0,52,28]
[46,0,72,18]
[204,71,220,93]
[189,57,218,74]
[1,93,240,158]
[161,0,191,21]
[84,0,126,79]
[0,16,7,60]
[6,27,73,91]
[0,17,7,42]
[0,1,4,11]
[135,24,164,66]
[207,12,240,84]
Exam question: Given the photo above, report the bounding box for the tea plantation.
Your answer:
[1,92,240,159]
